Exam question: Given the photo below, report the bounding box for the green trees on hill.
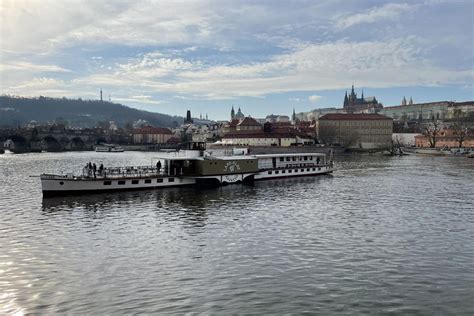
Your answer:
[0,95,182,128]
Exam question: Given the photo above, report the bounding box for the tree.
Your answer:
[424,119,441,148]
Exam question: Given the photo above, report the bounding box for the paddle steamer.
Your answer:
[40,143,333,196]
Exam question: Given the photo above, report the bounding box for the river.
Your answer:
[0,151,473,314]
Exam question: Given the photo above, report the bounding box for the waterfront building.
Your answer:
[132,126,174,144]
[318,113,393,149]
[414,127,474,148]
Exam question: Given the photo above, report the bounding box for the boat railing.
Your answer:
[81,165,164,179]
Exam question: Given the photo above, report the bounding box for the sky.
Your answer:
[1,0,473,120]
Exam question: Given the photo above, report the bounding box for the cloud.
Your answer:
[0,62,70,73]
[308,95,322,103]
[335,3,417,30]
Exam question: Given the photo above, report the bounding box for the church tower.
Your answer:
[402,96,407,106]
[231,106,235,120]
[409,97,413,105]
[344,91,349,108]
[184,110,193,124]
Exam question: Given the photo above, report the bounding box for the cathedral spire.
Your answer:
[361,89,364,99]
[402,96,407,106]
[231,106,235,119]
[409,97,413,105]
[344,91,349,108]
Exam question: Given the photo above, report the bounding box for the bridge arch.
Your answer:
[41,135,63,152]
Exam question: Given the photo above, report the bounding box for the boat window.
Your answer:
[132,180,139,184]
[304,156,308,160]
[292,157,296,161]
[118,180,126,185]
[275,170,279,174]
[268,171,272,175]
[282,170,285,173]
[286,157,290,161]
[295,169,298,172]
[145,179,151,184]
[288,170,292,173]
[59,181,64,185]
[310,156,313,160]
[312,168,316,171]
[103,181,112,185]
[301,169,304,172]
[157,179,163,183]
[307,168,310,171]
[318,168,321,171]
[279,157,284,162]
[168,178,175,182]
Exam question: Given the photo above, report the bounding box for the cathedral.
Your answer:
[343,85,382,113]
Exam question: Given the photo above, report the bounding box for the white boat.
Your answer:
[95,144,124,152]
[40,144,333,196]
[414,147,472,156]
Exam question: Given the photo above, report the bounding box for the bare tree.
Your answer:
[453,123,468,148]
[424,119,441,148]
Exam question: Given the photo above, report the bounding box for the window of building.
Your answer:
[118,180,126,185]
[168,178,175,182]
[103,181,112,185]
[132,180,139,184]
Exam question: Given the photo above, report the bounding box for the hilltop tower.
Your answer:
[184,110,193,124]
[100,89,103,102]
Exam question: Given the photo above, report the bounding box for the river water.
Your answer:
[0,151,473,314]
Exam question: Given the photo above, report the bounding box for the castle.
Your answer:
[343,85,382,113]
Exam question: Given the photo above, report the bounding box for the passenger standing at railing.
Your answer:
[156,161,161,173]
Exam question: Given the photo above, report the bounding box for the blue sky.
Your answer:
[1,0,473,120]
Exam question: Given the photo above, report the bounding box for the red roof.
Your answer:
[237,117,261,127]
[133,126,173,134]
[223,129,312,139]
[318,113,392,121]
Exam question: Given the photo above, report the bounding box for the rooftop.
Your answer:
[318,113,392,121]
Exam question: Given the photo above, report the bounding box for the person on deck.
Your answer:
[93,163,97,178]
[156,161,162,173]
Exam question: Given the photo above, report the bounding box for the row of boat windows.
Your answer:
[103,178,175,186]
[280,156,317,162]
[268,167,321,175]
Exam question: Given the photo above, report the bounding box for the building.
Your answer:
[236,117,262,131]
[343,85,382,113]
[221,121,314,147]
[266,114,290,123]
[133,126,174,144]
[380,101,450,122]
[414,127,474,148]
[318,113,393,149]
[296,107,345,122]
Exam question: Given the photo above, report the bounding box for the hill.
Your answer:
[0,95,183,128]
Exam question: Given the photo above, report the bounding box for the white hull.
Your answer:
[41,175,195,196]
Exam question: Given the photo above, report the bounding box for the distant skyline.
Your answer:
[1,0,473,120]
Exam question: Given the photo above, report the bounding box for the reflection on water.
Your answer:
[1,152,473,314]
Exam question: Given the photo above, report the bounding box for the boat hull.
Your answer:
[41,175,195,197]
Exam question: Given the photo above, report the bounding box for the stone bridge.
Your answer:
[0,128,114,153]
